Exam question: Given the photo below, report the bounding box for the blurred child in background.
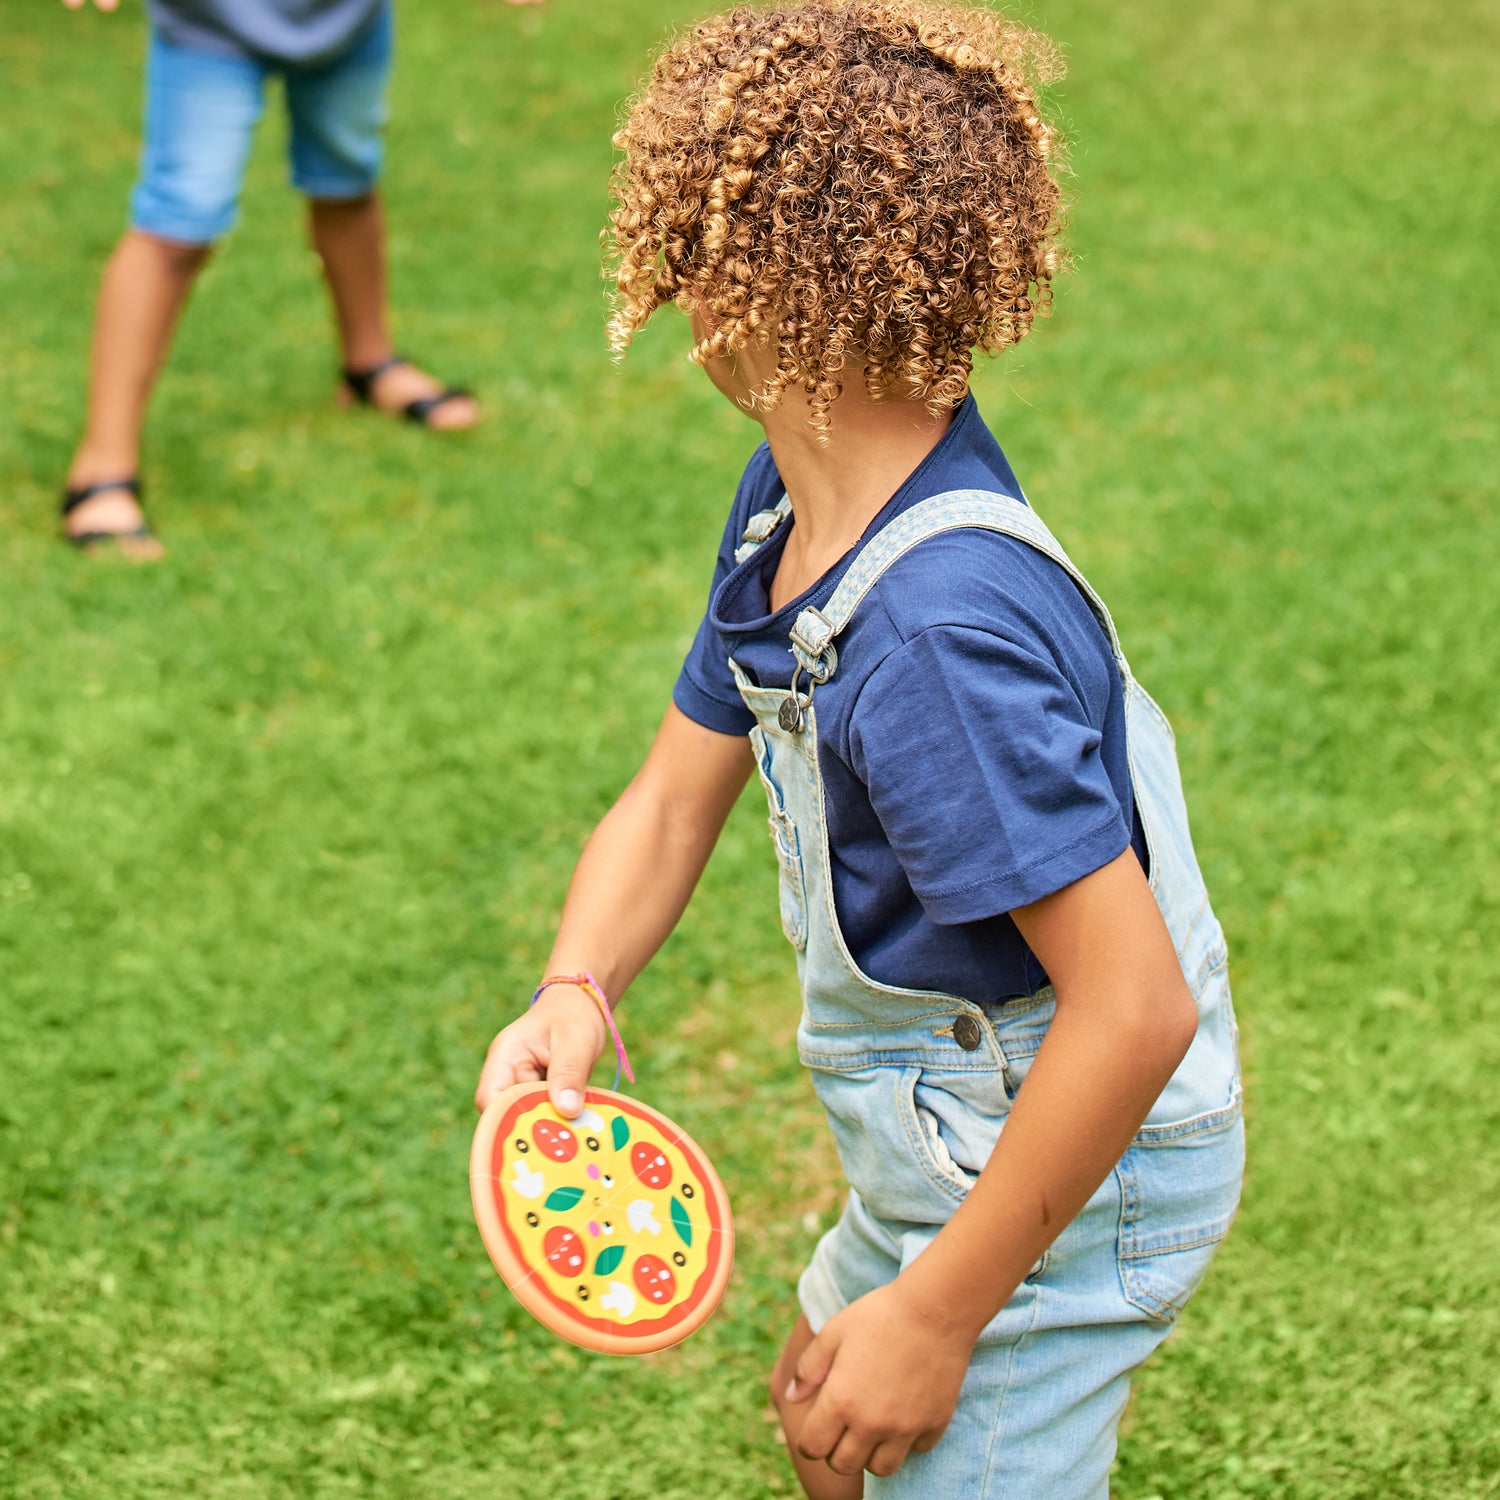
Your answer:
[59,0,497,556]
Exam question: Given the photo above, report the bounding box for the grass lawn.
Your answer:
[1,0,1496,1495]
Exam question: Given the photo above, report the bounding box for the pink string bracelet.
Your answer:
[530,971,636,1091]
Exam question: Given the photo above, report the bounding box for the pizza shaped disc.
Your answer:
[470,1084,734,1354]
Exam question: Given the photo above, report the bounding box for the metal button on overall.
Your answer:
[778,698,802,733]
[953,1014,983,1051]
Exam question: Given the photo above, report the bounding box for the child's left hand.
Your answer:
[783,1279,974,1478]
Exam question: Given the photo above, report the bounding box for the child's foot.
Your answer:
[339,356,480,431]
[60,477,164,561]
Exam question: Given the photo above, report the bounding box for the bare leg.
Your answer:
[772,1314,866,1500]
[65,229,209,552]
[309,193,479,430]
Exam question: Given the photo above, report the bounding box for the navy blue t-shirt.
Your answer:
[674,396,1146,1003]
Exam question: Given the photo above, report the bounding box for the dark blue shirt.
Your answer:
[674,396,1145,1002]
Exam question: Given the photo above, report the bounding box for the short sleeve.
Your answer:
[673,607,754,735]
[847,624,1131,922]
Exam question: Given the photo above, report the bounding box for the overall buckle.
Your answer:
[781,607,838,733]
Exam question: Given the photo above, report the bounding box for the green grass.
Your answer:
[1,0,1496,1494]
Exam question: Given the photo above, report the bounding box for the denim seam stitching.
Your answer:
[976,1282,1043,1498]
[1133,1085,1243,1144]
[1120,1218,1236,1261]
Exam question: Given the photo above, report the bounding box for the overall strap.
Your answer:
[734,494,793,564]
[788,489,1132,684]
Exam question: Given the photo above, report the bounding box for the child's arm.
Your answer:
[474,703,753,1117]
[784,849,1200,1480]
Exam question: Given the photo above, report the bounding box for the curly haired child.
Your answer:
[476,3,1244,1494]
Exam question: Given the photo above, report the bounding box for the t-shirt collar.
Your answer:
[712,394,986,635]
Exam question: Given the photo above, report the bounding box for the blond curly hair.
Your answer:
[606,0,1065,429]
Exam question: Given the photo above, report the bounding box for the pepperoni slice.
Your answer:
[633,1254,676,1305]
[533,1120,578,1163]
[630,1141,672,1190]
[543,1225,586,1277]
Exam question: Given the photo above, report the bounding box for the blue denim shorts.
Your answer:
[130,5,393,244]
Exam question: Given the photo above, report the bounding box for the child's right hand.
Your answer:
[474,985,609,1120]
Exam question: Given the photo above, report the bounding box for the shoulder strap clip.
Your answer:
[790,606,838,683]
[733,496,793,563]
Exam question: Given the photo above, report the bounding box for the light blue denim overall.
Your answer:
[730,491,1244,1498]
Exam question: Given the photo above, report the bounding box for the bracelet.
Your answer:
[530,971,635,1091]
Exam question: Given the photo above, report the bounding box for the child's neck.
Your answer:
[760,385,954,614]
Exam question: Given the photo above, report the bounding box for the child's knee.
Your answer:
[130,231,213,275]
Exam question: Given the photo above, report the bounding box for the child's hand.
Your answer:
[61,0,121,11]
[474,985,609,1119]
[783,1278,974,1479]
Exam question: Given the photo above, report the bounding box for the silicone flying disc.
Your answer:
[470,1083,734,1355]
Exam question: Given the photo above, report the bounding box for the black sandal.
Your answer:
[341,355,474,427]
[60,477,157,551]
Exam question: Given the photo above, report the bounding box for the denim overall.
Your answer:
[730,490,1244,1498]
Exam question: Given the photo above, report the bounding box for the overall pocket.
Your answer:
[810,1065,979,1225]
[748,726,808,950]
[1116,1108,1244,1323]
[910,1068,1009,1189]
